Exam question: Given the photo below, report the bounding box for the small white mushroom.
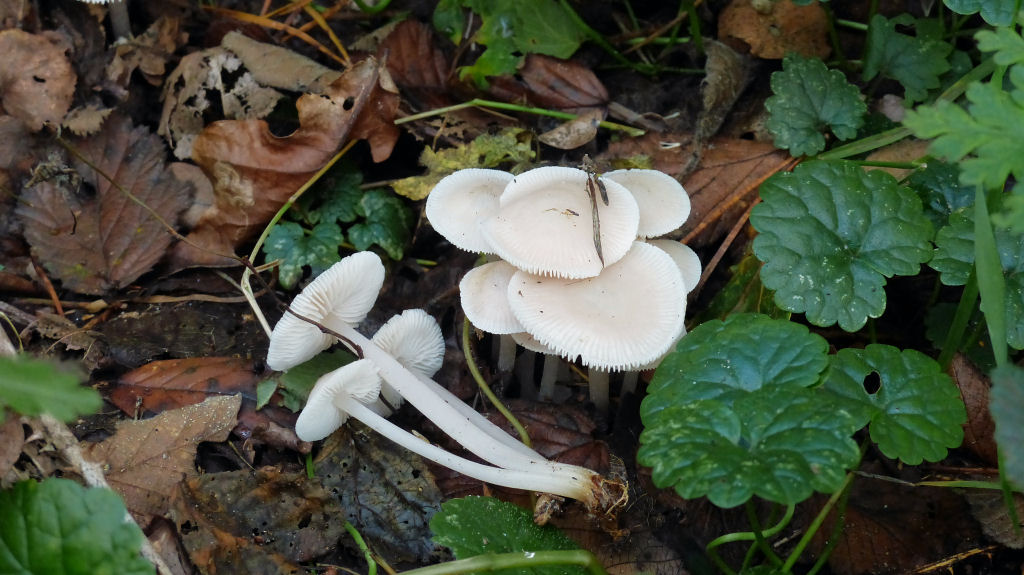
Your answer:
[482,166,640,279]
[459,260,523,334]
[507,241,687,371]
[425,169,513,253]
[648,239,703,293]
[371,309,445,412]
[603,169,691,239]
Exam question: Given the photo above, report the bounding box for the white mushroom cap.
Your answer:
[603,169,691,238]
[425,169,513,253]
[295,359,382,441]
[266,251,386,371]
[507,241,686,370]
[510,331,560,355]
[482,166,640,279]
[459,260,523,334]
[371,309,445,408]
[648,239,702,294]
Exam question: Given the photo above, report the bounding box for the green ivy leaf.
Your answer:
[990,365,1024,489]
[0,356,100,423]
[863,14,952,103]
[823,345,965,464]
[264,221,344,290]
[430,496,585,575]
[0,478,151,575]
[903,66,1024,191]
[751,160,934,331]
[904,161,974,229]
[764,54,866,157]
[640,315,859,508]
[347,189,415,260]
[646,314,829,405]
[457,0,587,88]
[942,0,1016,26]
[930,208,1024,349]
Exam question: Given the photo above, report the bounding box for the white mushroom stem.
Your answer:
[322,316,588,478]
[496,334,518,372]
[108,0,130,39]
[339,398,601,506]
[588,368,610,414]
[539,355,560,400]
[620,370,639,397]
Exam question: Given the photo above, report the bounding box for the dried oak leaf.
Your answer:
[17,115,192,295]
[83,394,241,521]
[170,467,346,573]
[0,29,76,131]
[314,422,443,564]
[169,56,399,268]
[108,356,264,415]
[106,16,188,87]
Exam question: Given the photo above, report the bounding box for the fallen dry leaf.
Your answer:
[0,417,25,479]
[718,0,830,59]
[950,354,998,466]
[0,29,76,131]
[380,20,451,111]
[83,394,242,521]
[61,104,113,137]
[106,16,188,87]
[966,482,1024,549]
[487,54,609,112]
[538,108,604,149]
[170,467,346,574]
[169,56,399,268]
[109,356,264,416]
[315,422,443,564]
[221,31,342,94]
[17,114,192,295]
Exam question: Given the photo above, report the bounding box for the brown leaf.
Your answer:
[169,57,398,268]
[487,400,610,471]
[106,16,188,87]
[950,354,999,466]
[487,54,609,112]
[170,467,346,574]
[380,20,451,110]
[61,104,114,137]
[109,356,264,415]
[17,115,192,295]
[718,0,830,60]
[220,31,342,93]
[83,394,242,520]
[0,417,25,479]
[0,29,76,131]
[966,482,1024,549]
[314,422,443,564]
[538,108,603,150]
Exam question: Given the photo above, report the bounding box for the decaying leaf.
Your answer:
[109,356,264,415]
[718,0,830,59]
[61,104,113,137]
[0,29,76,131]
[221,31,342,94]
[380,20,451,110]
[170,467,346,573]
[106,16,188,87]
[314,422,443,564]
[83,394,242,521]
[17,115,192,295]
[538,108,603,150]
[966,484,1024,549]
[159,47,284,160]
[950,353,998,465]
[169,56,399,268]
[487,54,609,112]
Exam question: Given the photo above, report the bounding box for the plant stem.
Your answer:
[745,500,783,566]
[705,503,795,573]
[781,471,856,573]
[461,316,533,448]
[343,521,378,575]
[394,98,645,137]
[937,269,979,369]
[401,550,607,575]
[974,187,1008,367]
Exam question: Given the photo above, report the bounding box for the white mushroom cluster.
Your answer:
[426,165,701,377]
[267,252,625,517]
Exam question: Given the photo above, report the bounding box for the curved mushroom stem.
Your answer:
[108,0,131,39]
[340,398,604,507]
[325,318,590,479]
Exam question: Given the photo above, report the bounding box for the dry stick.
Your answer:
[31,259,64,317]
[301,3,351,66]
[201,6,348,67]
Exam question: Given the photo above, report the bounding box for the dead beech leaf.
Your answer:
[718,0,830,59]
[315,422,443,564]
[106,16,188,87]
[380,20,451,110]
[966,483,1024,549]
[170,467,346,573]
[61,104,113,137]
[169,57,398,268]
[0,29,76,131]
[109,356,264,415]
[0,417,25,479]
[538,108,604,149]
[83,394,241,521]
[220,31,342,94]
[950,354,998,465]
[17,115,192,295]
[488,54,609,112]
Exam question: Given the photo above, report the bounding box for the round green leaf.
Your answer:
[646,314,829,412]
[639,387,859,508]
[751,160,934,331]
[931,208,1024,348]
[823,345,966,464]
[0,478,151,575]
